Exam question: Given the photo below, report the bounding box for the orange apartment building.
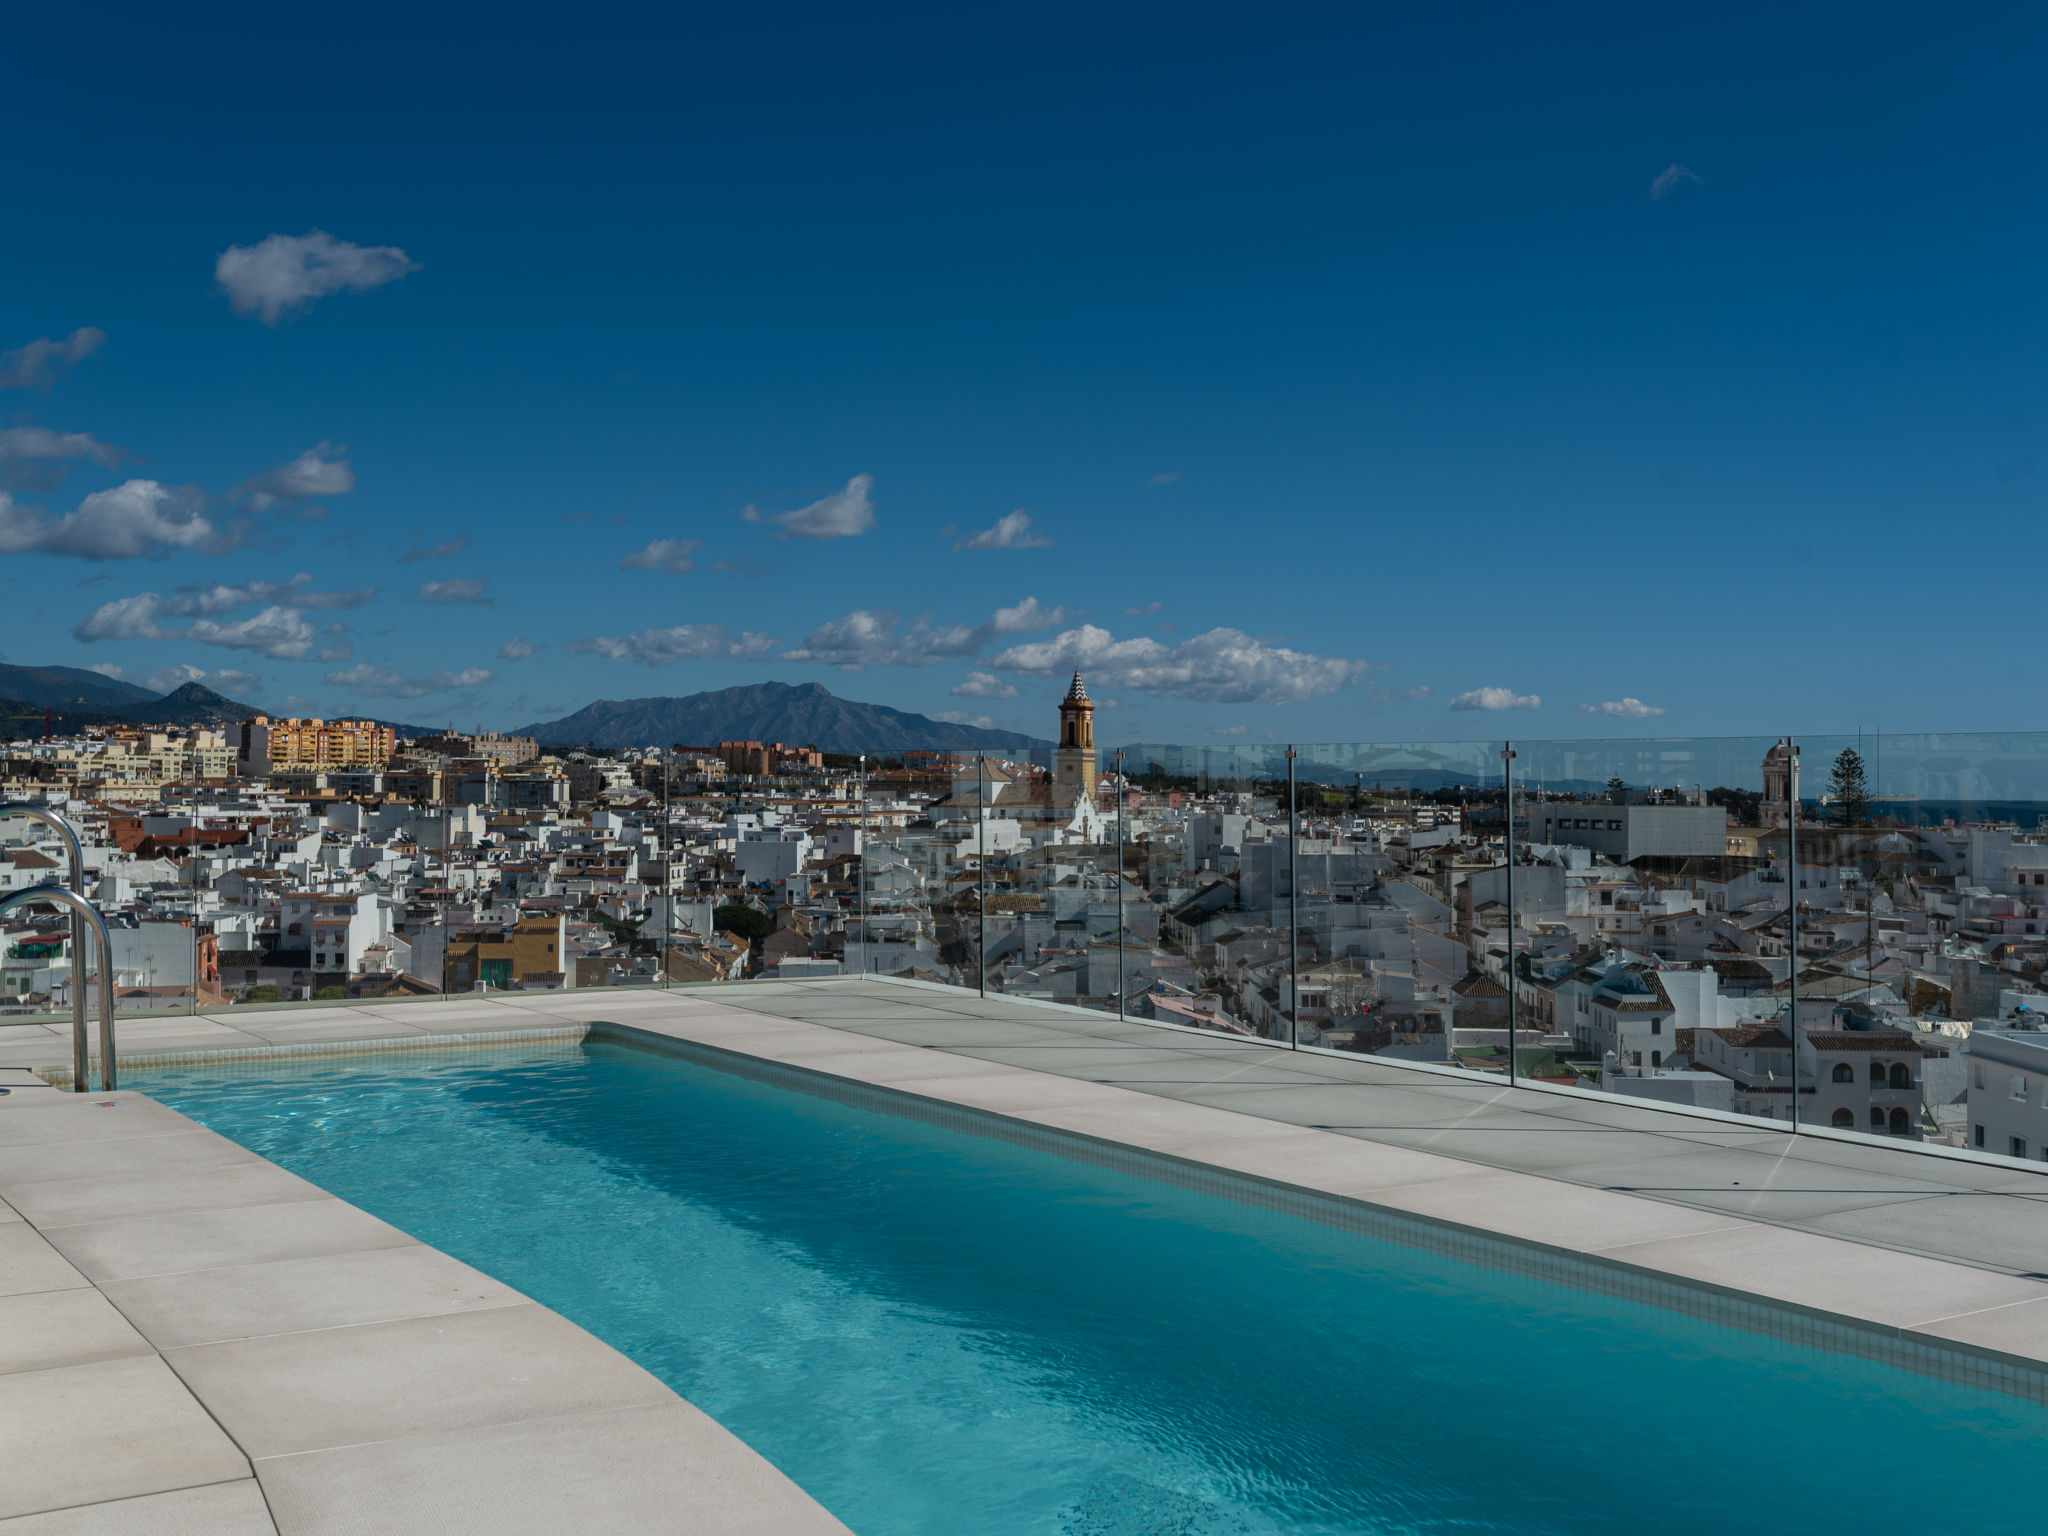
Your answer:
[237,716,398,775]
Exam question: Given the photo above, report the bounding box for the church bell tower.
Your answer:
[1054,672,1098,807]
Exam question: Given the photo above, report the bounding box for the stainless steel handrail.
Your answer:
[0,804,88,1082]
[0,885,117,1090]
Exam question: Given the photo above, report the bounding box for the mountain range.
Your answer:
[0,668,270,741]
[516,682,1050,752]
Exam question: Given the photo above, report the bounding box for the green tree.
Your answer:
[244,984,282,1003]
[1829,748,1870,827]
[714,904,775,943]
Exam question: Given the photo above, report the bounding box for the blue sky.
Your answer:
[4,2,2045,746]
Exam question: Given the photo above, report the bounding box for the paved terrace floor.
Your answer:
[3,974,2048,1531]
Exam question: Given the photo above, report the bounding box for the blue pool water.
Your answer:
[141,1041,2044,1536]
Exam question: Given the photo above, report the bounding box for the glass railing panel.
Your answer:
[1774,731,2048,1161]
[1505,734,1789,1110]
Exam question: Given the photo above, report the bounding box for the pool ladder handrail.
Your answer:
[0,804,117,1091]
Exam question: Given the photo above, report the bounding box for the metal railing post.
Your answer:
[1286,746,1299,1051]
[1115,747,1125,1020]
[1503,742,1517,1087]
[1787,739,1801,1133]
[977,755,987,998]
[858,754,868,975]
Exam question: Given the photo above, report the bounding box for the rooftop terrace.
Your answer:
[2,976,2046,1529]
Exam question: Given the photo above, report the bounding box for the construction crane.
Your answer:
[0,707,55,743]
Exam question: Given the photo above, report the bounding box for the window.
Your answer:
[1870,1061,1886,1084]
[1889,1062,1912,1090]
[1650,1019,1661,1036]
[2013,1137,2029,1159]
[2015,1076,2030,1102]
[1609,820,1622,830]
[1888,1107,1910,1136]
[1832,1108,1855,1128]
[1975,1064,1987,1090]
[1831,1063,1853,1083]
[1976,1124,1986,1148]
[1650,1050,1662,1068]
[1870,1107,1886,1128]
[1630,1051,1642,1066]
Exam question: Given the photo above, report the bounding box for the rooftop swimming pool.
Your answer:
[141,1040,2044,1536]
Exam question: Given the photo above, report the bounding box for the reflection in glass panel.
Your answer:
[1504,735,1789,1110]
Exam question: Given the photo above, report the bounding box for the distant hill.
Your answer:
[0,664,162,712]
[517,681,1051,752]
[120,682,266,726]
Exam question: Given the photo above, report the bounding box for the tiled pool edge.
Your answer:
[35,1025,593,1085]
[595,1023,2048,1408]
[0,1080,855,1534]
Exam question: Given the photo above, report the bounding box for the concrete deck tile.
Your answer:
[0,1355,250,1522]
[0,1288,153,1374]
[0,1026,64,1045]
[0,1224,89,1297]
[46,1199,424,1284]
[1795,1195,2048,1276]
[1910,1294,2048,1357]
[1535,1144,1966,1221]
[0,1095,200,1150]
[109,1020,260,1044]
[1019,1093,1311,1149]
[0,1130,267,1192]
[235,1019,432,1043]
[1335,1121,1739,1172]
[1358,1168,1756,1252]
[1593,1222,2048,1326]
[885,1069,1135,1115]
[1147,1126,1503,1198]
[6,1160,328,1229]
[0,1479,275,1534]
[104,1244,529,1350]
[767,1046,1047,1087]
[254,1401,852,1536]
[165,1303,675,1460]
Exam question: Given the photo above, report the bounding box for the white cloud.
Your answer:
[417,578,490,606]
[215,232,420,325]
[325,663,492,699]
[931,709,997,728]
[1368,684,1432,703]
[951,671,1018,699]
[498,637,536,660]
[784,597,1068,669]
[398,536,465,564]
[954,510,1052,551]
[567,626,779,666]
[85,662,126,678]
[1124,600,1168,616]
[162,574,374,617]
[989,625,1371,704]
[1579,698,1667,718]
[238,442,354,511]
[0,480,213,560]
[740,473,875,540]
[135,664,263,697]
[1650,164,1701,200]
[73,588,353,660]
[0,426,124,467]
[0,328,105,392]
[1449,686,1541,712]
[620,537,701,573]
